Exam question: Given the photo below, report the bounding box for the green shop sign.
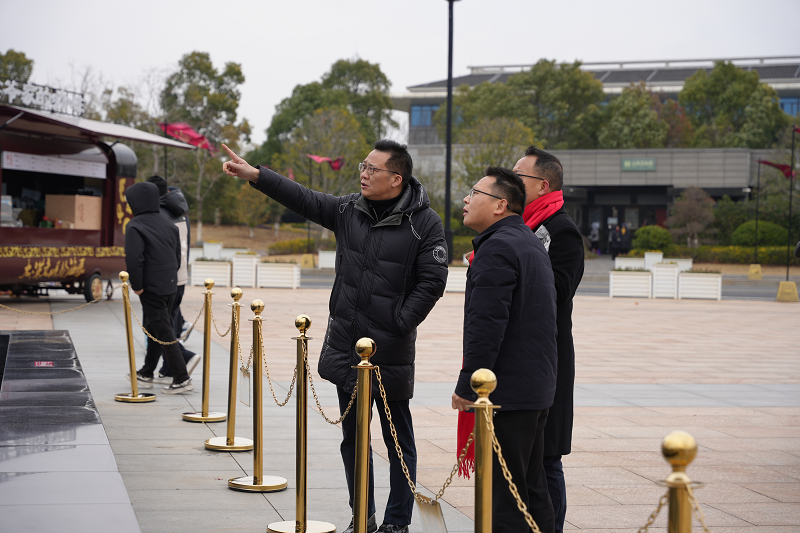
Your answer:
[621,158,656,171]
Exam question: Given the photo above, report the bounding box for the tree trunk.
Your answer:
[249,227,254,239]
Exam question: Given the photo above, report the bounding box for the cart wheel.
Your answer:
[83,274,103,302]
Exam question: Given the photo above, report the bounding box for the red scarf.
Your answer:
[456,191,564,478]
[523,190,564,230]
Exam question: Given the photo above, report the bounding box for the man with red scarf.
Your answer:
[513,146,584,533]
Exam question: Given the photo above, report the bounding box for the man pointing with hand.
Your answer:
[222,141,448,533]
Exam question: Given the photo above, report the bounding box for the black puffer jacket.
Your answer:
[250,167,448,400]
[124,182,181,295]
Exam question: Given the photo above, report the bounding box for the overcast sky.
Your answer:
[2,0,799,146]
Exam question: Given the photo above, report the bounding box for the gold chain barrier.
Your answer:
[0,285,120,315]
[114,271,156,403]
[205,288,253,452]
[228,299,288,493]
[182,279,226,423]
[638,431,712,533]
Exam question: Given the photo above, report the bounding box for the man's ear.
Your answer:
[392,174,403,189]
[494,199,508,215]
[539,180,550,197]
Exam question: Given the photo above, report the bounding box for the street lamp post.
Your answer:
[787,124,797,282]
[444,0,461,264]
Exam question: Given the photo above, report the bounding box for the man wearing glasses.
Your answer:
[513,147,585,533]
[453,167,557,533]
[221,140,448,533]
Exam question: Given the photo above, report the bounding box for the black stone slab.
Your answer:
[0,422,109,446]
[1,368,88,393]
[0,444,118,472]
[0,406,102,425]
[0,391,95,407]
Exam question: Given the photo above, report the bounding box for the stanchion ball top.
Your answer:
[355,337,376,358]
[295,314,311,332]
[470,368,497,397]
[662,430,697,468]
[231,287,243,301]
[251,299,265,314]
[119,271,129,282]
[204,278,215,289]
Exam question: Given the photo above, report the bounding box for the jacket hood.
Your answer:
[397,176,430,214]
[161,187,189,217]
[126,182,161,216]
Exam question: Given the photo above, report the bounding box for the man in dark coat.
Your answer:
[453,166,557,533]
[514,147,585,533]
[124,181,193,394]
[221,140,448,533]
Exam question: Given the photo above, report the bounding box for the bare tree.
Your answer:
[666,187,716,248]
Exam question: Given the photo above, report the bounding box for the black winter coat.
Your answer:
[124,182,181,295]
[250,168,448,401]
[533,208,585,456]
[455,216,557,410]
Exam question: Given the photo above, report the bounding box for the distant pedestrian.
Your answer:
[589,222,600,254]
[620,223,631,255]
[608,225,622,259]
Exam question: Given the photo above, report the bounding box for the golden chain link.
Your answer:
[129,299,204,346]
[482,408,543,533]
[687,484,711,533]
[209,302,232,337]
[375,366,474,505]
[302,337,357,425]
[0,285,121,316]
[636,491,669,533]
[256,319,297,407]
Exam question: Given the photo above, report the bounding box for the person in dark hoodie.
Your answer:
[145,176,200,383]
[221,140,448,533]
[124,181,193,394]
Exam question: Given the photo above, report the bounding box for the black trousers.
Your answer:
[492,409,555,533]
[138,291,189,384]
[337,387,416,526]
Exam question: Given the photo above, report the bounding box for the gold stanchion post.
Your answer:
[471,369,498,533]
[183,278,226,422]
[268,315,335,533]
[206,288,253,451]
[351,337,376,533]
[115,271,156,403]
[228,299,287,492]
[661,431,699,533]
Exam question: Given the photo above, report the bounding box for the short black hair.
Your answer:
[523,146,563,191]
[373,139,412,184]
[146,175,168,196]
[485,166,526,215]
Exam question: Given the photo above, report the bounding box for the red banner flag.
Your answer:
[758,159,795,178]
[158,123,216,153]
[287,168,295,181]
[306,154,331,164]
[328,157,344,171]
[793,125,800,134]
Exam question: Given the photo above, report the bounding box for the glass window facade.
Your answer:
[410,105,439,127]
[780,97,800,116]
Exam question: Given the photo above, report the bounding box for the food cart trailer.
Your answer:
[0,103,193,301]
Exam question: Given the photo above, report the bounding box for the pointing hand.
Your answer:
[221,144,259,182]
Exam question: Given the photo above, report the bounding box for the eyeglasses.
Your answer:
[516,172,547,182]
[469,187,505,202]
[359,162,399,176]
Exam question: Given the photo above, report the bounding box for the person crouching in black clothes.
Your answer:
[124,181,193,394]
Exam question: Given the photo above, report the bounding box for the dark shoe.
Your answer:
[162,378,193,394]
[377,524,408,533]
[343,514,377,533]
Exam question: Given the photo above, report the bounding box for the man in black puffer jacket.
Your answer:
[222,140,448,533]
[124,181,193,394]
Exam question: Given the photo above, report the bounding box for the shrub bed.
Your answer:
[627,245,799,265]
[268,237,336,255]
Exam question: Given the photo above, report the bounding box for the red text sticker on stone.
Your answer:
[34,361,54,367]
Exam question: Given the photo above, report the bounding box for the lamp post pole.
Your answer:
[787,124,797,282]
[444,0,461,263]
[755,161,761,264]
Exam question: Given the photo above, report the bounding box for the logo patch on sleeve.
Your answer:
[433,246,447,264]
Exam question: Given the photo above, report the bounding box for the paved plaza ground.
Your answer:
[1,286,799,532]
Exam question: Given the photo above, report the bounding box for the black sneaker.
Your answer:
[162,378,193,394]
[343,514,377,533]
[377,524,408,533]
[126,372,154,389]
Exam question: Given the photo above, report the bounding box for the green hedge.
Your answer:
[453,236,474,260]
[731,220,788,246]
[268,238,336,255]
[632,226,673,252]
[628,245,799,265]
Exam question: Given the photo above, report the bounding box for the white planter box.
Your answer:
[615,257,645,270]
[445,267,468,293]
[318,250,336,269]
[679,273,722,300]
[190,261,231,287]
[232,254,259,288]
[644,252,664,271]
[664,258,693,272]
[256,263,300,289]
[202,241,222,259]
[652,263,679,299]
[609,271,652,298]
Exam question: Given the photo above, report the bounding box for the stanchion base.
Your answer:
[182,411,226,422]
[115,392,156,403]
[205,436,254,451]
[228,475,287,492]
[267,520,336,533]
